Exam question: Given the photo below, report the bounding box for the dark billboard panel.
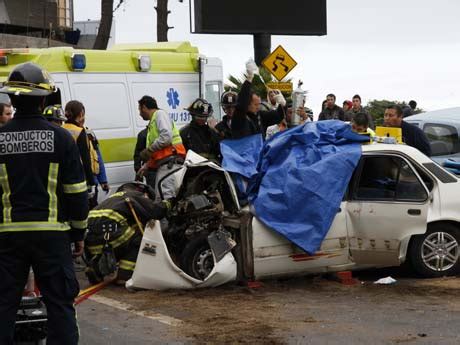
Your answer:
[191,0,327,35]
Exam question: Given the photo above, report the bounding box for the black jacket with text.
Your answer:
[0,113,88,240]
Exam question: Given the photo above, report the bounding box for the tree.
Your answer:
[226,67,292,101]
[155,0,184,42]
[94,0,114,50]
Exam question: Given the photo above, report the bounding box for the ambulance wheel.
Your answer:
[181,235,214,280]
[409,223,460,277]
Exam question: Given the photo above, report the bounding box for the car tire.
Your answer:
[180,234,214,280]
[409,223,460,277]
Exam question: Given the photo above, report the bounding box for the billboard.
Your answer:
[191,0,327,36]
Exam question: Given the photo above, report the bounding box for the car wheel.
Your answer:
[409,223,460,277]
[180,234,214,280]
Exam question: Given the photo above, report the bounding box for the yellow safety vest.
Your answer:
[63,123,100,174]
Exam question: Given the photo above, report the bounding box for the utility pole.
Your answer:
[253,33,271,65]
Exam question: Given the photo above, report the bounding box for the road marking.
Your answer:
[88,295,183,327]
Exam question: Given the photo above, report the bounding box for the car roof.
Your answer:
[405,107,460,122]
[362,143,433,163]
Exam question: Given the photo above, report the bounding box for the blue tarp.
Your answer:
[221,120,369,254]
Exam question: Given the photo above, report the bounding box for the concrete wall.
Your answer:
[0,33,71,48]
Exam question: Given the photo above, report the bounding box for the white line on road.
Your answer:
[88,295,183,327]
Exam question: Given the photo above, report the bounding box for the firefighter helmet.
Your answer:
[220,91,238,107]
[43,104,67,122]
[186,98,213,118]
[117,182,155,200]
[0,62,56,96]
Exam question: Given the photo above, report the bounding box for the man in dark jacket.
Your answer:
[318,93,346,121]
[133,127,155,187]
[347,94,375,129]
[180,98,221,161]
[0,62,88,345]
[216,90,237,139]
[384,105,431,156]
[231,60,286,139]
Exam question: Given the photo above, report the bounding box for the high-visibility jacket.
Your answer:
[0,113,88,239]
[62,123,95,186]
[146,110,186,169]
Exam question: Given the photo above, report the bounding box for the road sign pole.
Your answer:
[253,33,271,65]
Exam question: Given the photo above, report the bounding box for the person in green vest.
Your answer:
[138,95,186,201]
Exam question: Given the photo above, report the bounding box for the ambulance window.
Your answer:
[205,83,222,121]
[72,83,131,130]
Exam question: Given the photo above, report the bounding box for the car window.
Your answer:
[423,123,460,156]
[353,156,428,202]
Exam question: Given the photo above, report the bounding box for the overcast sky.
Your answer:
[74,0,460,114]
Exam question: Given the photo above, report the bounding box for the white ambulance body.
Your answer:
[0,42,224,193]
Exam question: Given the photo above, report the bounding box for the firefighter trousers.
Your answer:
[0,231,80,345]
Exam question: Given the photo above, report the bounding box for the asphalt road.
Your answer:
[75,267,460,344]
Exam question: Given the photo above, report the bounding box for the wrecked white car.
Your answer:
[127,144,460,290]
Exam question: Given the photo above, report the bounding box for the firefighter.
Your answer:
[0,62,88,344]
[138,95,186,201]
[63,100,95,195]
[216,91,238,139]
[43,104,67,126]
[180,98,221,161]
[84,182,169,284]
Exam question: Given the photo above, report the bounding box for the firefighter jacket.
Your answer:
[180,121,221,161]
[86,190,168,255]
[0,113,89,240]
[146,109,186,168]
[62,122,95,187]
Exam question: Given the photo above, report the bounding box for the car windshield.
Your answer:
[423,123,460,156]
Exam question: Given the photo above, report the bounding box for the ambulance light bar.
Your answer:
[71,54,86,71]
[138,55,151,72]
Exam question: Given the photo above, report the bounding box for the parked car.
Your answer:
[127,145,460,290]
[405,107,460,164]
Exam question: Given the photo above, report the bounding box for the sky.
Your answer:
[74,0,460,115]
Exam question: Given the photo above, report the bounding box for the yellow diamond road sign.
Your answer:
[262,45,297,81]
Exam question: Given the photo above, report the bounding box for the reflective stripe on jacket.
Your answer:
[0,114,88,236]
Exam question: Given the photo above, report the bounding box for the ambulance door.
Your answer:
[202,57,224,122]
[67,73,135,192]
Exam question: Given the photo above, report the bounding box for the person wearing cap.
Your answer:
[342,100,352,114]
[216,90,237,139]
[138,95,186,201]
[84,182,169,285]
[0,62,88,344]
[180,98,221,161]
[43,104,67,126]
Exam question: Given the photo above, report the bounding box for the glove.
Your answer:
[245,59,259,81]
[274,92,286,107]
[100,182,110,193]
[140,148,152,162]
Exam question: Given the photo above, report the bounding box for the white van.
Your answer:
[0,42,224,192]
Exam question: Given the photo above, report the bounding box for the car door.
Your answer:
[346,153,430,266]
[252,202,351,279]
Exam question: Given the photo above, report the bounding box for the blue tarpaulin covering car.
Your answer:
[221,120,370,254]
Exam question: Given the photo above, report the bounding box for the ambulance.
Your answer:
[0,42,224,192]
